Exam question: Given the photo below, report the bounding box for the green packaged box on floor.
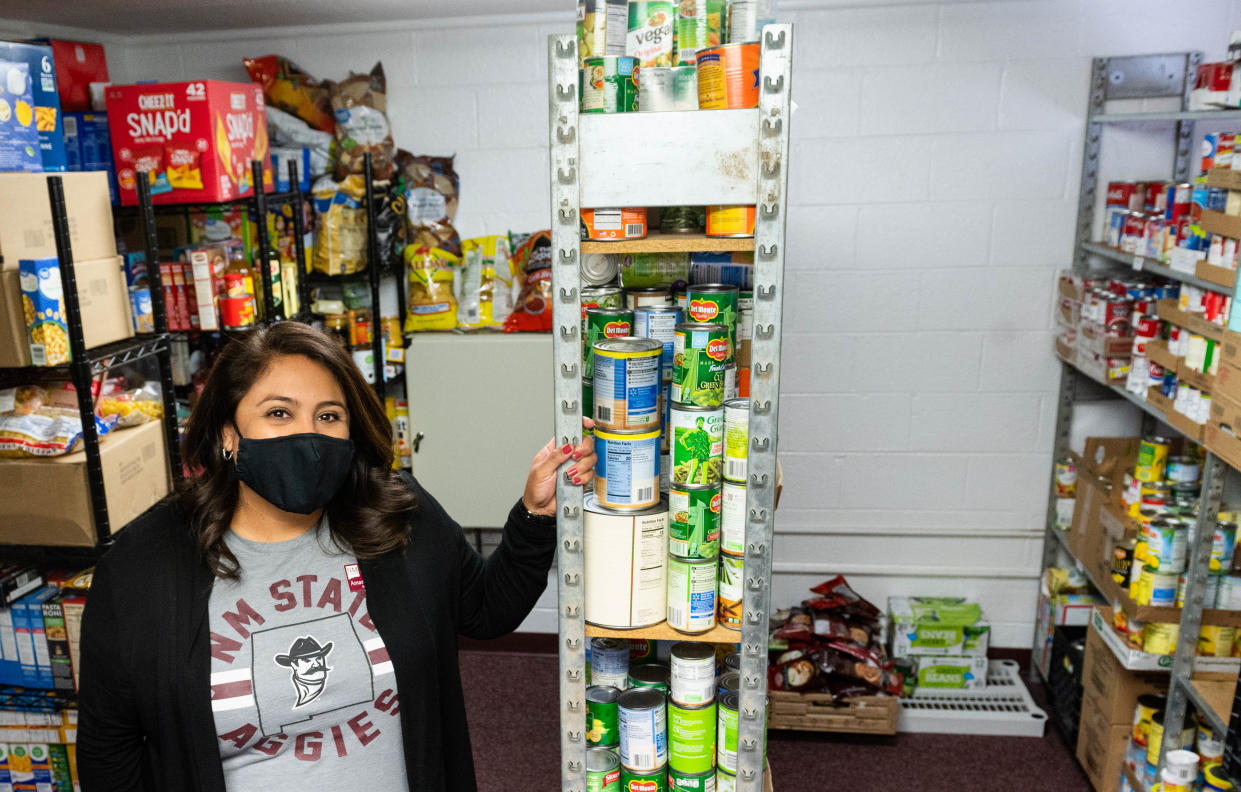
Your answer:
[887,596,991,658]
[913,655,988,691]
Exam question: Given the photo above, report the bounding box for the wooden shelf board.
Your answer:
[1191,676,1237,726]
[585,621,741,644]
[580,233,755,254]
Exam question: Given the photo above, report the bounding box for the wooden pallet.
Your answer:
[767,690,900,735]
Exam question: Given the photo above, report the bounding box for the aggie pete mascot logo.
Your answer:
[275,636,334,708]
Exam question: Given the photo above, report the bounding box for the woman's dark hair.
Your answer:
[179,322,416,578]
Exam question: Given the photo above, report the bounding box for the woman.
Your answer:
[76,322,595,791]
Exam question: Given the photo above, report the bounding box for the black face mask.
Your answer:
[234,432,356,514]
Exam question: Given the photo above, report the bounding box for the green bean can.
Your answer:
[671,404,724,485]
[581,56,641,113]
[669,768,717,792]
[722,398,748,484]
[668,700,717,775]
[716,690,738,773]
[686,284,738,364]
[588,746,623,791]
[588,685,622,746]
[584,306,635,380]
[621,766,668,792]
[669,484,721,559]
[628,662,671,692]
[672,322,729,407]
[584,378,596,430]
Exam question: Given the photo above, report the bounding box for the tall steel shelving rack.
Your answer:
[547,24,793,792]
[1036,51,1241,788]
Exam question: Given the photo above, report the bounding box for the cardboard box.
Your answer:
[0,171,116,268]
[1201,209,1241,240]
[1083,618,1168,723]
[888,597,990,658]
[31,40,109,113]
[1157,298,1225,343]
[912,655,988,690]
[105,80,273,206]
[0,256,132,368]
[1076,693,1135,792]
[0,51,42,173]
[0,420,170,546]
[62,112,119,205]
[1077,321,1133,358]
[0,42,66,172]
[1215,360,1241,404]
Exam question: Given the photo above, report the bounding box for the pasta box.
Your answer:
[0,41,66,172]
[104,80,273,206]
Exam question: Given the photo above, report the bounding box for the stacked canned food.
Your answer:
[1124,692,1224,791]
[585,638,761,791]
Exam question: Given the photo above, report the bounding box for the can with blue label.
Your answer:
[635,304,683,381]
[619,687,669,773]
[667,555,717,634]
[594,337,663,431]
[595,427,662,510]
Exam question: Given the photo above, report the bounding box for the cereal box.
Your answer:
[0,42,67,172]
[104,80,273,205]
[19,257,68,366]
[0,59,41,173]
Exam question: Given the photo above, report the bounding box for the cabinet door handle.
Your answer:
[413,432,425,453]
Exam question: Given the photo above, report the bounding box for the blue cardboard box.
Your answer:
[63,111,118,203]
[271,146,311,192]
[0,42,66,172]
[0,58,41,172]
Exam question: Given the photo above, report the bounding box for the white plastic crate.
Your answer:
[898,660,1048,737]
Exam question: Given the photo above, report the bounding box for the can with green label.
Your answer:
[668,556,717,634]
[581,56,641,113]
[715,768,736,792]
[584,306,635,379]
[722,398,748,484]
[674,0,726,65]
[588,685,622,746]
[671,404,724,485]
[628,663,671,692]
[672,323,729,407]
[686,284,739,364]
[588,746,623,791]
[669,768,717,792]
[627,0,676,68]
[584,378,596,430]
[716,690,738,773]
[669,483,721,559]
[668,700,717,775]
[621,766,668,792]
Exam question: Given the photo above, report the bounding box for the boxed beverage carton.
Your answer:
[105,80,273,205]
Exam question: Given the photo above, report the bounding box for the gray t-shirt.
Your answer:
[208,519,408,789]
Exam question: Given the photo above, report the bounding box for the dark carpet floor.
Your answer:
[459,650,1093,791]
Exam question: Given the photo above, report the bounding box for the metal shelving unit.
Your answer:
[547,25,793,792]
[1039,51,1241,787]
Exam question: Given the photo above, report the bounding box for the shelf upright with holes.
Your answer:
[1036,51,1241,788]
[547,24,793,792]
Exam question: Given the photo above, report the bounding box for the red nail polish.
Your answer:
[561,443,573,454]
[573,451,583,460]
[572,476,582,484]
[567,467,578,478]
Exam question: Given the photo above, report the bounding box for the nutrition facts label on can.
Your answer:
[604,438,658,504]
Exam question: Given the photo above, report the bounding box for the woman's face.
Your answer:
[221,354,350,453]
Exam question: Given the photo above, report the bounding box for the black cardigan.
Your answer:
[76,476,557,791]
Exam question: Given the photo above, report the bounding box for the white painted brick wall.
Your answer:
[15,0,1235,645]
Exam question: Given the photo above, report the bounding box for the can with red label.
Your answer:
[1107,180,1139,209]
[1132,315,1160,356]
[582,208,648,241]
[220,295,256,330]
[1172,182,1193,222]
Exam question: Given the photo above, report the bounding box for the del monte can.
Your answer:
[673,322,729,408]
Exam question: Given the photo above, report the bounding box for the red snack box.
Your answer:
[104,80,273,206]
[34,39,109,112]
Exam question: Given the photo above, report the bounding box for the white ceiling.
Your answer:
[1,0,569,36]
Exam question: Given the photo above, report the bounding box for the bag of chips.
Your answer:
[457,236,516,330]
[404,246,459,332]
[98,382,164,428]
[0,404,118,458]
[244,55,336,133]
[311,175,368,275]
[266,105,334,177]
[503,231,554,333]
[398,151,461,257]
[330,63,395,180]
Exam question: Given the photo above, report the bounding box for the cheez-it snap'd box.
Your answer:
[104,80,272,206]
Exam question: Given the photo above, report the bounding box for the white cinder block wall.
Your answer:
[7,0,1241,644]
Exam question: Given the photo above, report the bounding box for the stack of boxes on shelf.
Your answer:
[885,597,990,693]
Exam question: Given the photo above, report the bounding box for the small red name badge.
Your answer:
[344,563,365,592]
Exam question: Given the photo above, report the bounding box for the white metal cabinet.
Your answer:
[404,333,553,528]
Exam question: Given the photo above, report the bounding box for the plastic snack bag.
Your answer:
[504,230,553,333]
[330,63,395,180]
[244,55,336,133]
[398,152,461,257]
[457,235,515,330]
[98,382,164,428]
[404,246,459,332]
[0,406,117,458]
[311,175,368,275]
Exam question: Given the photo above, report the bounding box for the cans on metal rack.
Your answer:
[581,56,640,113]
[673,0,726,65]
[705,206,756,238]
[584,493,668,628]
[629,285,675,310]
[587,746,623,792]
[667,555,718,634]
[670,641,717,706]
[716,690,739,773]
[628,663,671,692]
[618,687,669,773]
[671,404,724,485]
[640,66,699,111]
[1136,435,1171,482]
[720,481,746,556]
[626,0,676,68]
[592,638,632,690]
[673,322,730,407]
[588,685,623,746]
[583,256,624,287]
[669,483,721,559]
[669,768,716,791]
[595,338,663,430]
[577,0,627,66]
[583,285,627,317]
[583,305,635,380]
[636,304,683,380]
[593,429,662,510]
[668,700,717,775]
[687,284,739,355]
[723,398,749,483]
[696,43,761,109]
[717,553,744,629]
[622,767,669,792]
[716,671,739,696]
[583,208,649,240]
